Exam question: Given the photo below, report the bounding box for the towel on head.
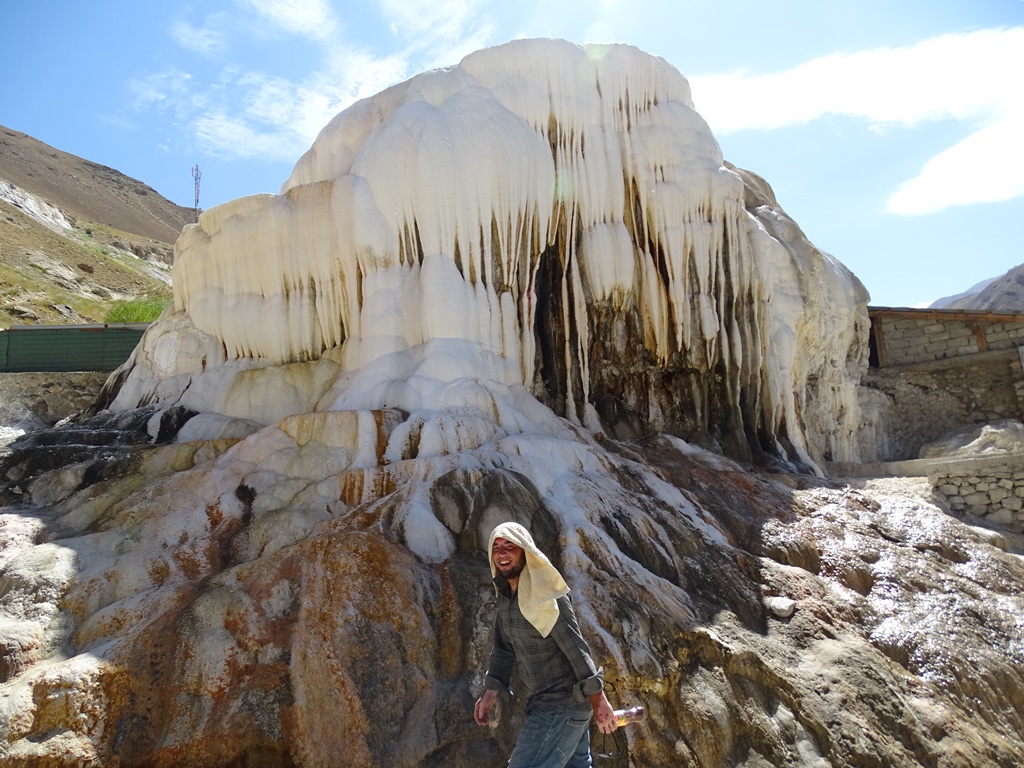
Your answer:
[488,522,570,638]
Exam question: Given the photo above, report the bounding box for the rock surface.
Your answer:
[110,39,869,472]
[0,372,107,450]
[0,40,1021,768]
[919,419,1024,458]
[0,407,1022,766]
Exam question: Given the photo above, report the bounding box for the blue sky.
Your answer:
[3,0,1022,307]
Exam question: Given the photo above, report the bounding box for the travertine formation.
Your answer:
[110,39,868,470]
[1,40,1021,768]
[1,407,1022,767]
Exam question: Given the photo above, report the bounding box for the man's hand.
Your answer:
[588,691,618,734]
[474,689,498,726]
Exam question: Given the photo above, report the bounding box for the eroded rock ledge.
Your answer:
[0,405,1021,766]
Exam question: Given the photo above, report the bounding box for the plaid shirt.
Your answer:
[484,579,603,711]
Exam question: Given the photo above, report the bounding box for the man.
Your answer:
[474,521,618,768]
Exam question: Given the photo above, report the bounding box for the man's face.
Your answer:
[491,537,526,580]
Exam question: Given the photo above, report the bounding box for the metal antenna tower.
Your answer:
[192,164,202,223]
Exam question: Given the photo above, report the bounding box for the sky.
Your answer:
[2,0,1022,308]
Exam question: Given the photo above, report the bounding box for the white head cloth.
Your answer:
[488,522,570,638]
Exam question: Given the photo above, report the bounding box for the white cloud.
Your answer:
[193,113,300,161]
[317,49,411,108]
[239,0,337,40]
[175,1,491,159]
[690,28,1022,132]
[227,51,410,152]
[131,69,195,111]
[170,19,228,55]
[380,0,478,38]
[135,0,497,165]
[887,111,1024,215]
[378,0,494,68]
[689,26,1024,215]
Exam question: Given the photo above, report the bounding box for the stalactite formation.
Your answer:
[123,39,869,467]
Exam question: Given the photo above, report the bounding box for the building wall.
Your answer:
[861,349,1024,461]
[873,312,1024,367]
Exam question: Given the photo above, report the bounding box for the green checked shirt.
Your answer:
[484,579,604,712]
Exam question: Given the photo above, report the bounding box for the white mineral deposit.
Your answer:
[0,40,1020,768]
[112,39,867,472]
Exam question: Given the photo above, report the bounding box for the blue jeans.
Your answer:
[507,708,593,768]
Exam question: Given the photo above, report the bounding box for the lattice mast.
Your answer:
[192,164,201,223]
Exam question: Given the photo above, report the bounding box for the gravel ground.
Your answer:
[842,475,936,502]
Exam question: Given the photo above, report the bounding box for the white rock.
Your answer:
[110,40,869,470]
[766,596,797,619]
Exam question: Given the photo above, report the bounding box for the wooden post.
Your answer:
[971,323,988,352]
[871,317,888,367]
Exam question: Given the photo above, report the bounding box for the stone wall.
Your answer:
[860,348,1024,461]
[930,454,1024,533]
[871,309,1024,367]
[0,371,107,434]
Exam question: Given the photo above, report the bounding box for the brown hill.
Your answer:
[0,125,192,328]
[0,125,193,244]
[939,263,1024,311]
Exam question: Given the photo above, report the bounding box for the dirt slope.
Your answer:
[0,125,193,327]
[0,125,193,243]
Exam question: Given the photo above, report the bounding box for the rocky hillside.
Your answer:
[931,265,1024,311]
[0,125,193,328]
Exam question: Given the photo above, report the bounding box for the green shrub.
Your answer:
[104,299,168,323]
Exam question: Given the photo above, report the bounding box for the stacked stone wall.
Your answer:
[931,456,1024,533]
[862,349,1024,461]
[877,315,1024,367]
[0,371,107,432]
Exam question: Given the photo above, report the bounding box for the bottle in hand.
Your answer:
[613,706,645,727]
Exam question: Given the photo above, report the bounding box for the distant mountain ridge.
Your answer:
[929,276,1001,309]
[0,125,192,243]
[0,125,190,327]
[931,265,1024,312]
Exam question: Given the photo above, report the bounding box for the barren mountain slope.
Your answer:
[0,125,191,327]
[941,263,1024,311]
[0,125,192,243]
